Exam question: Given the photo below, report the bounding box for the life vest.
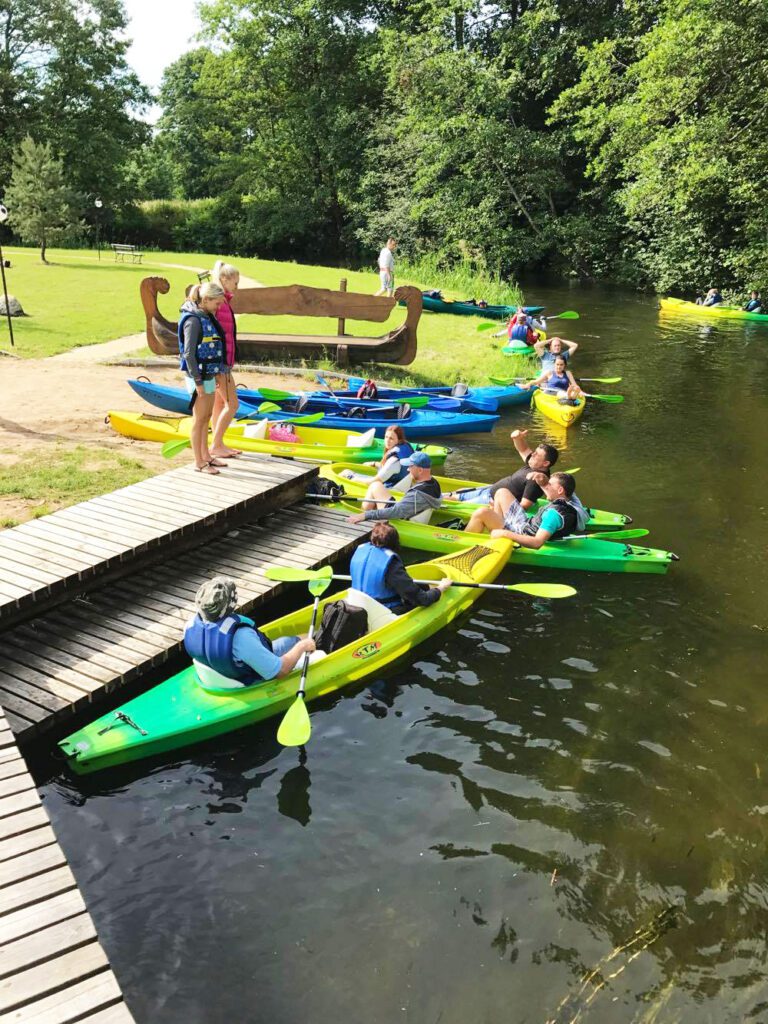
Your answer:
[183,614,273,685]
[385,442,415,484]
[523,499,578,541]
[548,369,570,391]
[350,544,399,609]
[356,379,379,400]
[178,309,224,377]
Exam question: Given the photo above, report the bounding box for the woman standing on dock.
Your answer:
[210,261,242,459]
[178,282,227,475]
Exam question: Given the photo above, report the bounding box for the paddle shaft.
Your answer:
[296,594,322,701]
[332,574,559,593]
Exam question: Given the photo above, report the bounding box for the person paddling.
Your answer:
[744,290,763,313]
[184,576,317,690]
[178,282,228,474]
[444,430,558,512]
[347,450,441,525]
[522,355,584,404]
[534,335,578,370]
[349,523,451,613]
[466,472,587,548]
[339,425,414,485]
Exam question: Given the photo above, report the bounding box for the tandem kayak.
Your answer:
[660,297,768,324]
[108,412,452,466]
[405,295,544,320]
[227,384,495,415]
[532,389,585,428]
[345,376,531,410]
[58,539,513,773]
[319,463,632,532]
[128,380,500,439]
[325,501,678,575]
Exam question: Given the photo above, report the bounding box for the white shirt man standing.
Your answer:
[375,237,397,297]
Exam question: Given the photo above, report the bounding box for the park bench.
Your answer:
[111,242,144,264]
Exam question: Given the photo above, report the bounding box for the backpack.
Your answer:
[305,478,345,502]
[314,600,369,654]
[356,379,378,400]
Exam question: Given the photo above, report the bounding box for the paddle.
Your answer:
[489,374,622,386]
[265,565,576,599]
[477,311,579,332]
[579,392,624,404]
[553,528,649,542]
[579,377,623,385]
[275,566,333,747]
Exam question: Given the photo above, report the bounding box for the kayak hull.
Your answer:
[320,463,632,531]
[128,380,500,439]
[108,412,451,466]
[660,297,768,324]
[58,539,512,773]
[414,297,545,320]
[532,389,585,428]
[346,377,531,410]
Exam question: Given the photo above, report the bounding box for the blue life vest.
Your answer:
[178,309,224,378]
[350,544,399,609]
[386,442,415,484]
[510,322,531,343]
[183,614,273,685]
[745,299,762,312]
[548,369,570,391]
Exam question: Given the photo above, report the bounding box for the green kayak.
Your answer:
[402,295,545,320]
[329,500,677,574]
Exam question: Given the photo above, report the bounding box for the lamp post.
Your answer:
[0,202,14,349]
[94,197,103,261]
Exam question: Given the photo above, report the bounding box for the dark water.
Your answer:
[35,285,768,1023]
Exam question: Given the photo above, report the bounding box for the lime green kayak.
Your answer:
[327,500,677,575]
[58,539,513,773]
[660,297,768,324]
[319,463,632,532]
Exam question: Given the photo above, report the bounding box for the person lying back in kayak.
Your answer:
[702,287,723,307]
[339,425,414,486]
[466,472,587,548]
[350,523,452,613]
[444,429,558,511]
[521,356,584,404]
[347,450,442,526]
[534,335,578,370]
[744,290,763,313]
[184,576,317,690]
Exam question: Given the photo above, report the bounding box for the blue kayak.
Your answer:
[346,376,530,410]
[230,385,496,415]
[128,380,500,438]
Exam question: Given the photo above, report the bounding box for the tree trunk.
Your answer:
[40,235,48,265]
[454,11,464,48]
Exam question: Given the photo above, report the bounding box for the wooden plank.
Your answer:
[78,1002,135,1023]
[52,507,161,546]
[0,807,50,843]
[0,773,35,800]
[0,757,28,782]
[0,912,96,980]
[0,886,86,944]
[0,940,108,1014]
[3,967,122,1023]
[18,620,155,672]
[0,823,58,862]
[0,658,96,703]
[0,789,42,822]
[12,519,126,558]
[0,687,54,727]
[0,841,66,888]
[45,613,163,661]
[232,282,396,320]
[0,864,77,917]
[0,534,93,574]
[0,640,118,687]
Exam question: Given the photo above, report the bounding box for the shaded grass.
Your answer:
[1,246,538,383]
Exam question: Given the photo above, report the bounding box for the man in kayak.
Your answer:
[375,237,397,297]
[467,472,586,548]
[444,429,559,512]
[346,450,442,525]
[350,523,452,613]
[744,290,763,313]
[534,335,578,370]
[184,576,317,689]
[702,287,723,307]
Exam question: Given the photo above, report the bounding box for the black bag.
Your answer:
[306,478,345,502]
[314,600,368,654]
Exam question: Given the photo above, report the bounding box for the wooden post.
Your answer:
[337,278,347,336]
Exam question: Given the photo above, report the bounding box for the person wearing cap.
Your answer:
[347,450,442,525]
[184,576,316,690]
[349,523,451,613]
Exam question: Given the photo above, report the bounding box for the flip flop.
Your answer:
[207,458,228,468]
[195,463,220,475]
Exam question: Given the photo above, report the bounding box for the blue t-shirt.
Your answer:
[541,350,569,370]
[745,299,762,312]
[539,507,565,535]
[232,616,282,680]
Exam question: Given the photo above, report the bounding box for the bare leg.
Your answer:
[465,506,504,534]
[191,392,218,472]
[211,373,241,456]
[362,480,392,512]
[491,487,515,521]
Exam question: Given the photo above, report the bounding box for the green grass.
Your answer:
[0,445,154,514]
[0,246,537,382]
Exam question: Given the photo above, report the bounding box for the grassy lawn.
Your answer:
[1,246,537,382]
[0,445,157,527]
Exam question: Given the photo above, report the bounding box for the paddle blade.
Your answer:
[591,528,649,541]
[477,322,497,332]
[282,412,326,424]
[586,393,624,403]
[551,311,580,320]
[161,437,191,459]
[265,565,333,584]
[394,395,428,408]
[259,387,295,401]
[509,583,577,599]
[277,695,311,747]
[257,401,282,414]
[308,574,334,596]
[581,377,622,384]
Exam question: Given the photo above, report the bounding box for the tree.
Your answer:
[6,137,81,263]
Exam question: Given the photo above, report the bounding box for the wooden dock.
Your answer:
[0,705,135,1022]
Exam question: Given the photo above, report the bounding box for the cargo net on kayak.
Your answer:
[138,413,185,427]
[438,545,494,575]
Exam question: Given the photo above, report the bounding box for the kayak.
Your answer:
[128,380,500,439]
[107,411,451,466]
[660,297,768,324]
[319,463,632,532]
[227,384,496,415]
[326,500,678,575]
[414,296,545,320]
[502,329,546,355]
[345,376,531,410]
[532,389,585,428]
[58,538,513,773]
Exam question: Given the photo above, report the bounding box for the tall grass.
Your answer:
[397,253,524,307]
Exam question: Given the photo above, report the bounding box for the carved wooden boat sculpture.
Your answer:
[140,277,421,365]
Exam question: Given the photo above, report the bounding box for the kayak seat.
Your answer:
[396,402,411,419]
[451,383,469,398]
[244,419,270,440]
[345,589,398,630]
[410,509,433,525]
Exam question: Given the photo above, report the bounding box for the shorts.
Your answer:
[217,366,232,377]
[502,501,528,532]
[184,375,216,396]
[379,270,394,290]
[272,635,299,657]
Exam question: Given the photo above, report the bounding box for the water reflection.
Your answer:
[276,748,312,827]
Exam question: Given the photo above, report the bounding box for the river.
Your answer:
[34,283,768,1023]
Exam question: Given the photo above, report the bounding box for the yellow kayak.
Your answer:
[660,297,768,324]
[532,389,585,428]
[108,411,450,466]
